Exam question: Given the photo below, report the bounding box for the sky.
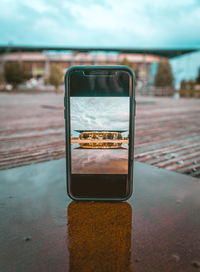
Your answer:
[70,97,129,137]
[0,0,200,48]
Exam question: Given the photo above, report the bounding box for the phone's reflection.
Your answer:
[67,202,132,272]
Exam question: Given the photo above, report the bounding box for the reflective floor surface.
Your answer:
[72,143,128,174]
[0,159,200,272]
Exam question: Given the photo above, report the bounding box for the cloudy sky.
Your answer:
[70,97,129,137]
[0,0,200,48]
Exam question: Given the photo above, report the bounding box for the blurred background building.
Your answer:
[0,46,199,96]
[0,50,161,87]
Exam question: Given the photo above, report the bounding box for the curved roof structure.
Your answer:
[75,130,127,133]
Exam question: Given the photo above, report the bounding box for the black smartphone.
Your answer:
[64,66,136,201]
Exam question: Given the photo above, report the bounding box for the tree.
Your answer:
[0,73,5,86]
[4,62,29,89]
[180,79,187,89]
[196,67,200,84]
[154,60,174,88]
[121,58,138,79]
[187,80,195,90]
[48,64,63,92]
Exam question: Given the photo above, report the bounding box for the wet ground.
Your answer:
[0,159,200,271]
[0,91,200,178]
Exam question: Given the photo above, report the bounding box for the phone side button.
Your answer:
[130,151,134,161]
[64,96,66,107]
[134,100,136,116]
[64,109,66,119]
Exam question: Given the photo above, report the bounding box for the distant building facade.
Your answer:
[0,51,164,88]
[75,130,127,140]
[79,131,123,140]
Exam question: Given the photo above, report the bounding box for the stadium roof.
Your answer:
[75,130,127,133]
[0,45,198,58]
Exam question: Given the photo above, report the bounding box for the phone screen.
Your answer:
[68,69,133,199]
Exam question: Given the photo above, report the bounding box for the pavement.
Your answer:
[0,92,200,178]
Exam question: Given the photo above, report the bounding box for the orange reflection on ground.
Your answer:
[68,202,132,272]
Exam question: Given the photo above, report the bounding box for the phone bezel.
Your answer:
[64,65,136,201]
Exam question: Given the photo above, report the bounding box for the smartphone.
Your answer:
[64,65,136,201]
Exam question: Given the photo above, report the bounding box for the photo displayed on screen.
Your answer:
[70,97,129,174]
